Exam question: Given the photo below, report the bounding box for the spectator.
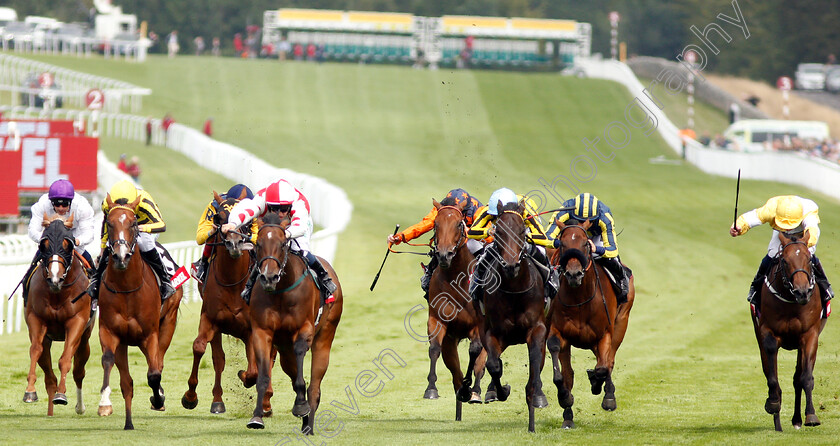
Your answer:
[194,36,205,56]
[828,54,837,66]
[278,36,290,61]
[203,117,213,138]
[698,132,711,147]
[167,30,179,58]
[162,113,174,144]
[145,117,153,146]
[148,31,160,53]
[117,154,129,173]
[127,156,142,184]
[233,33,243,57]
[293,43,304,61]
[728,102,740,124]
[212,37,221,57]
[306,43,316,61]
[315,44,325,63]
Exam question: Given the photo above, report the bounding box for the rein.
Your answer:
[766,240,816,303]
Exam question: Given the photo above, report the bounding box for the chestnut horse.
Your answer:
[182,191,275,415]
[459,201,548,432]
[753,230,827,431]
[424,199,488,420]
[96,196,183,430]
[247,213,343,432]
[23,214,93,416]
[547,219,635,429]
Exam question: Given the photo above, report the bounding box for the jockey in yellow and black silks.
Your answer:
[547,193,630,303]
[467,188,558,305]
[85,180,176,304]
[387,188,483,299]
[730,195,832,315]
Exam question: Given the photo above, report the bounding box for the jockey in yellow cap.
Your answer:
[85,180,176,304]
[731,195,833,314]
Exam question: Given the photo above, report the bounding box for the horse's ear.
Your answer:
[129,195,142,211]
[105,193,115,209]
[517,199,526,215]
[64,213,74,228]
[555,217,565,231]
[238,188,248,200]
[433,199,442,210]
[213,191,223,204]
[42,213,50,227]
[777,231,788,243]
[497,200,505,214]
[256,218,264,230]
[802,228,811,243]
[581,219,592,230]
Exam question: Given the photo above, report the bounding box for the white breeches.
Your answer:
[137,232,159,252]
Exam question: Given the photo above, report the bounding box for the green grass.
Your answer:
[638,76,732,138]
[2,54,840,444]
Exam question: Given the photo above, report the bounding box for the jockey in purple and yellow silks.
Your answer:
[387,188,483,298]
[467,188,558,304]
[730,195,833,314]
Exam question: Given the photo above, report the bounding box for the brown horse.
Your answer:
[753,230,826,432]
[547,219,635,429]
[246,212,343,432]
[423,199,488,420]
[23,214,93,416]
[96,196,183,430]
[182,191,275,415]
[459,201,549,432]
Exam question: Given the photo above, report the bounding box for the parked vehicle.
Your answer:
[825,66,840,93]
[723,119,829,152]
[794,63,826,90]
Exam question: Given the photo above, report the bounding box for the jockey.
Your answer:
[467,187,557,304]
[85,180,176,304]
[387,188,483,299]
[20,179,96,303]
[221,179,337,304]
[547,193,630,304]
[191,184,257,284]
[731,195,833,312]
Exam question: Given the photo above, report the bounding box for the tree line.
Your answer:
[5,0,839,83]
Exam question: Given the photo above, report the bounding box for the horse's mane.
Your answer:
[262,212,289,226]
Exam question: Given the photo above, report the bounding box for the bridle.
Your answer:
[432,206,467,253]
[39,226,78,287]
[495,210,528,265]
[555,224,593,273]
[255,223,290,280]
[773,239,816,301]
[106,205,138,256]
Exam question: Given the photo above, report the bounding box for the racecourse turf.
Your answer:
[1,54,839,445]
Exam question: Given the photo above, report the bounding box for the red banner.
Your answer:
[16,137,98,192]
[0,148,21,215]
[0,120,78,136]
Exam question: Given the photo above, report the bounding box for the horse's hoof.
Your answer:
[805,414,821,426]
[75,403,85,415]
[562,420,575,429]
[150,395,165,411]
[533,394,549,409]
[238,370,256,388]
[468,392,482,404]
[456,386,472,403]
[263,408,273,418]
[181,394,198,410]
[559,391,574,408]
[52,393,68,405]
[602,397,617,411]
[484,390,498,403]
[765,399,781,414]
[247,417,265,429]
[210,401,226,414]
[23,391,38,403]
[424,388,439,400]
[292,402,311,418]
[98,405,113,417]
[124,422,134,430]
[497,385,511,402]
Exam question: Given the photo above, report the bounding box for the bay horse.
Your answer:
[246,212,343,432]
[182,191,275,415]
[752,229,826,432]
[424,199,488,420]
[24,214,93,416]
[459,200,549,433]
[547,219,635,429]
[97,195,183,430]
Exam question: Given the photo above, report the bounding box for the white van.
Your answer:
[722,119,830,152]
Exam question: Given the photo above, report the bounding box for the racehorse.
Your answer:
[96,195,183,430]
[752,229,827,432]
[23,214,93,416]
[459,201,549,433]
[246,212,343,432]
[182,191,275,415]
[423,199,488,420]
[547,219,635,429]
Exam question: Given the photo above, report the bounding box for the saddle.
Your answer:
[597,260,632,305]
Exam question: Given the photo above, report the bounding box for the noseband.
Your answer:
[40,231,76,284]
[497,210,528,265]
[777,239,815,298]
[432,206,467,253]
[255,223,290,278]
[107,206,139,256]
[556,224,593,273]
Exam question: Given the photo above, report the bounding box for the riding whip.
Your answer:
[733,169,741,230]
[370,224,399,291]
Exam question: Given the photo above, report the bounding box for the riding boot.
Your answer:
[81,250,95,276]
[811,255,834,305]
[140,249,176,301]
[529,245,558,300]
[304,251,337,302]
[20,251,41,307]
[469,247,494,307]
[420,255,439,300]
[241,266,260,305]
[191,256,209,284]
[600,256,629,304]
[748,255,774,308]
[85,251,109,306]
